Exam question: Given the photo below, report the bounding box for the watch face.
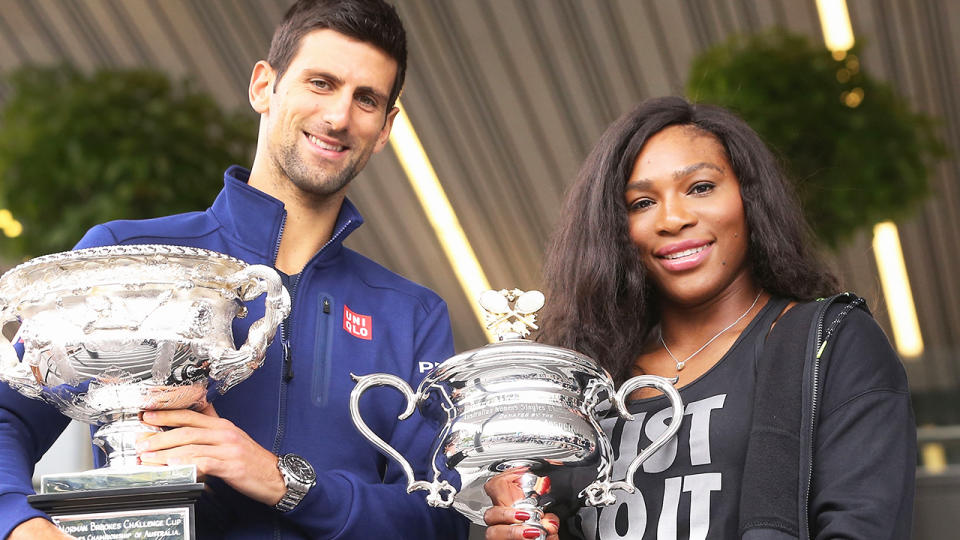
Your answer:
[283,454,316,483]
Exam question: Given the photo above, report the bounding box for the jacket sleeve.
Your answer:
[281,298,469,539]
[809,309,916,539]
[0,225,120,537]
[0,373,71,537]
[74,224,120,250]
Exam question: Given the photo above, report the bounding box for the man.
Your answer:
[0,1,468,538]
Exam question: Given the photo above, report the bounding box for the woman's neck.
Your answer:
[657,278,766,355]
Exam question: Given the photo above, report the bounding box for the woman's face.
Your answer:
[624,125,752,307]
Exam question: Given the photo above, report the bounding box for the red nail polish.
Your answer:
[514,510,531,521]
[547,518,559,528]
[522,529,542,539]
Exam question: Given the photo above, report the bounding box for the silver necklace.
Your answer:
[659,291,763,371]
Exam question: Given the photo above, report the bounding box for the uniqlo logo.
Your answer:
[343,305,372,340]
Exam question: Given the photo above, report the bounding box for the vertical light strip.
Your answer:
[872,222,924,358]
[815,2,924,359]
[389,101,495,342]
[815,0,855,56]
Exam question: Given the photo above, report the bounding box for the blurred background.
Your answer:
[0,1,957,537]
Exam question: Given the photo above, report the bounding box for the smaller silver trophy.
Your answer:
[351,289,682,539]
[0,244,290,538]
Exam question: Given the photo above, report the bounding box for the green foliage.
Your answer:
[687,30,945,247]
[0,65,257,258]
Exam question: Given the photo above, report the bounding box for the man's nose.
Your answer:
[321,92,352,132]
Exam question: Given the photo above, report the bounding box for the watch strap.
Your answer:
[274,454,316,512]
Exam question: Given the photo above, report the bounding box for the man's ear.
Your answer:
[373,106,400,154]
[249,61,275,114]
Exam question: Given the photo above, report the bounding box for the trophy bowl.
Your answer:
[0,244,290,491]
[350,289,682,539]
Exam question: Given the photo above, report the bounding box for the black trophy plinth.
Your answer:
[29,483,204,540]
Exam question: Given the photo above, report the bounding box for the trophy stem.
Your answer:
[510,469,549,540]
[41,416,196,494]
[92,415,162,469]
[512,499,547,540]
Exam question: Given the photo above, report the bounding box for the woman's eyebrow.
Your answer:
[673,162,724,179]
[625,162,724,191]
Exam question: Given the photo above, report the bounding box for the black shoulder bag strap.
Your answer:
[738,293,868,540]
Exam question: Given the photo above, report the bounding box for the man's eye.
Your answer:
[311,80,330,90]
[357,95,377,108]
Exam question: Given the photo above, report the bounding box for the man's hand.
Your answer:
[137,404,286,506]
[9,517,75,539]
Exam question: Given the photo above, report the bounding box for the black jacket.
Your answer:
[740,294,916,539]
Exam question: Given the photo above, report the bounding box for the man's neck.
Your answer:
[247,163,346,274]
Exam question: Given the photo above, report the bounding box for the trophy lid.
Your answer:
[424,289,610,385]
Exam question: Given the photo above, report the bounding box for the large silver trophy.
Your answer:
[0,244,289,537]
[351,289,682,539]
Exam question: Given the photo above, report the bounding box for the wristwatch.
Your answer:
[274,453,317,512]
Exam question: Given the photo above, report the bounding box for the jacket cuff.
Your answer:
[0,492,49,539]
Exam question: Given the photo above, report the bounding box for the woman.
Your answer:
[485,97,915,539]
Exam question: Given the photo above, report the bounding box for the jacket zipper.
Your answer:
[271,214,287,540]
[803,309,824,540]
[270,218,352,450]
[272,213,288,457]
[270,217,353,539]
[803,293,863,540]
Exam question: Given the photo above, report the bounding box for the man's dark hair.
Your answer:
[267,0,407,110]
[538,96,839,383]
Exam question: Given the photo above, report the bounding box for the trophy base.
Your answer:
[28,483,204,540]
[41,464,198,493]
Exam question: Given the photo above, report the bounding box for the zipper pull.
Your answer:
[282,340,294,381]
[323,298,331,314]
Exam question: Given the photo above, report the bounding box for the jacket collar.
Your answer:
[211,165,364,264]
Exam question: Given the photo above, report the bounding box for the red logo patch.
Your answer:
[343,305,373,340]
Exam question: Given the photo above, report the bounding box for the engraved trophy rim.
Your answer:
[423,337,612,386]
[0,244,247,288]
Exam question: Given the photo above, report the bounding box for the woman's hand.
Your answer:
[482,506,559,540]
[482,466,559,540]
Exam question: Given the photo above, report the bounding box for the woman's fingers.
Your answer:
[483,507,560,540]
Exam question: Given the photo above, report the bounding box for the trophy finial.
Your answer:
[478,289,544,341]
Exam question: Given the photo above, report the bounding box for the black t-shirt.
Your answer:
[567,298,788,540]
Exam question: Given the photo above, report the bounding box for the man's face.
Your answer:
[257,29,398,197]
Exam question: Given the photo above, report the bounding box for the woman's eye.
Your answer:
[689,182,715,195]
[629,198,655,211]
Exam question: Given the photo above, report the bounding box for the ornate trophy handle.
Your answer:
[0,302,42,398]
[211,264,291,393]
[349,373,457,507]
[582,374,684,506]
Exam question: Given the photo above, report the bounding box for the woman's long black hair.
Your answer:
[538,97,839,383]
